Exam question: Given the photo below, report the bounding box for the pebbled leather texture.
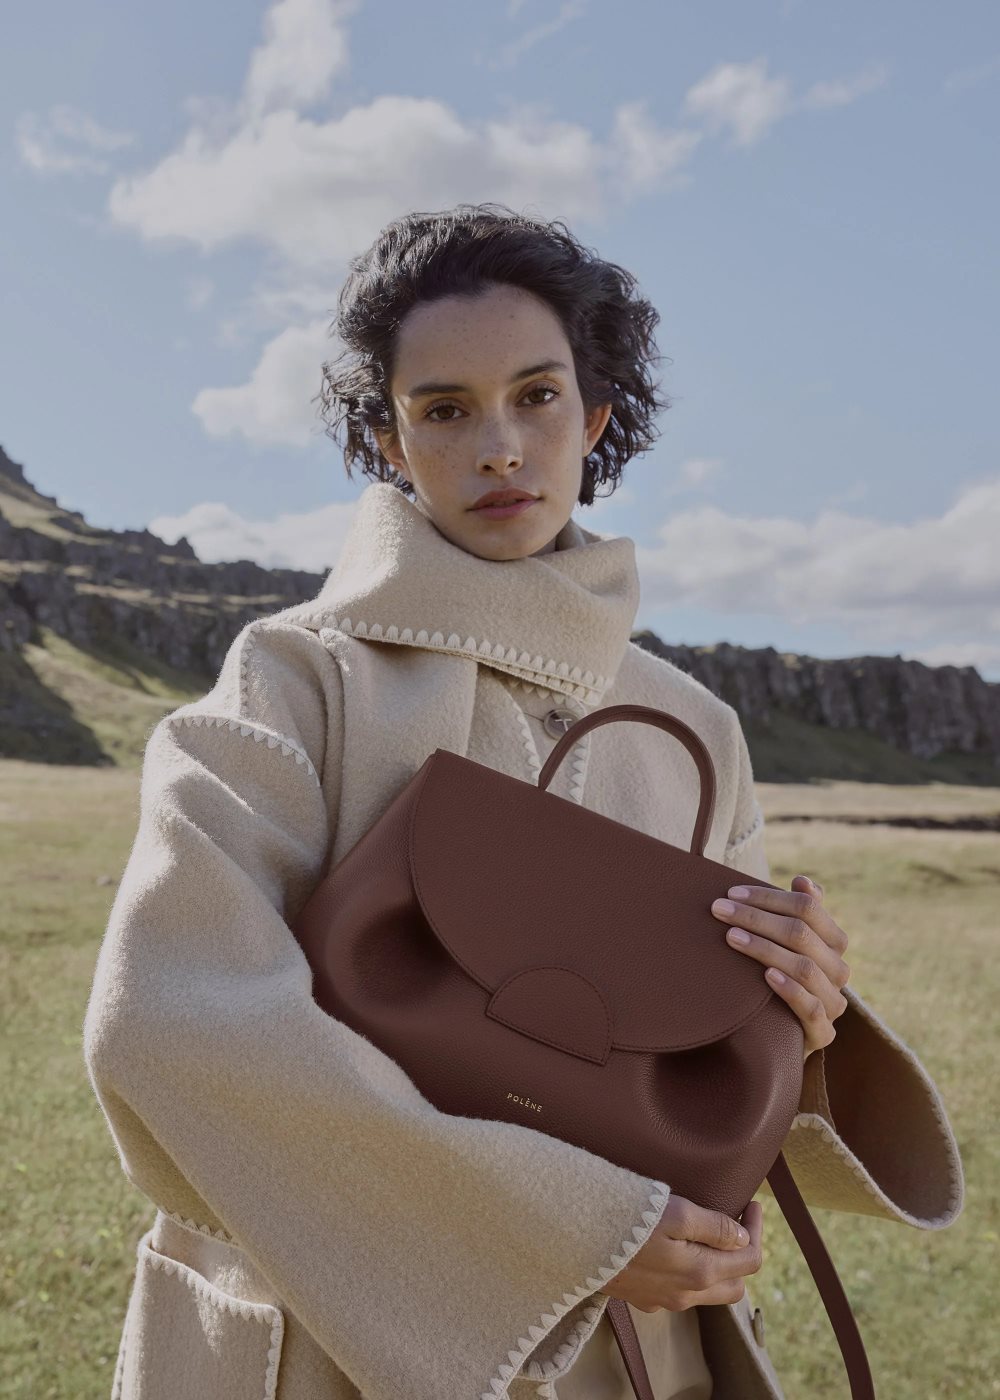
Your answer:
[291,702,875,1399]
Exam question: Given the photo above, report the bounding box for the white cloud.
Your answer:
[681,56,887,148]
[678,457,725,489]
[149,474,1000,676]
[185,276,215,311]
[242,0,359,118]
[681,57,794,148]
[14,105,135,175]
[634,477,1000,655]
[106,94,617,268]
[910,638,1000,673]
[941,54,1000,95]
[104,9,873,269]
[149,495,357,572]
[23,2,893,465]
[610,102,703,194]
[487,0,587,70]
[192,318,334,447]
[800,61,889,109]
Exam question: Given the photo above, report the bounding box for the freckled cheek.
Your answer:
[530,415,575,452]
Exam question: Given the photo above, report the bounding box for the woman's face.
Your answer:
[374,282,612,560]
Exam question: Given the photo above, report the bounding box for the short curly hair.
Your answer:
[313,202,672,507]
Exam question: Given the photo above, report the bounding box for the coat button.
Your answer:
[751,1307,766,1346]
[543,706,583,739]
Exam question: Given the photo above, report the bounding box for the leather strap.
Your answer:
[537,703,718,857]
[535,707,875,1395]
[602,1152,875,1399]
[604,1297,655,1400]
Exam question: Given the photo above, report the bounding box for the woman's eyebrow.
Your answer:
[404,359,570,399]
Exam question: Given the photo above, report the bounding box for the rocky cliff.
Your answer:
[632,632,999,768]
[1,441,997,776]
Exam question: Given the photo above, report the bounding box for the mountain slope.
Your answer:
[1,441,997,780]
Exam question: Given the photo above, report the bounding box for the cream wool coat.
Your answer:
[82,482,965,1400]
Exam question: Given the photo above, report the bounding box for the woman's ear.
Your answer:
[583,401,614,456]
[374,426,406,476]
[374,432,412,490]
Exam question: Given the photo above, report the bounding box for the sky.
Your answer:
[2,0,998,678]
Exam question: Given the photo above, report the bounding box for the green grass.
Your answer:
[744,710,1000,787]
[0,625,210,766]
[0,759,996,1397]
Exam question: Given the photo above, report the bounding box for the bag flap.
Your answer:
[408,749,782,1053]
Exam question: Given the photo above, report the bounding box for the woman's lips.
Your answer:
[472,498,537,518]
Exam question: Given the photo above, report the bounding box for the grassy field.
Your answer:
[1,757,996,1398]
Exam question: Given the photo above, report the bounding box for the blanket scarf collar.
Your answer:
[297,481,641,707]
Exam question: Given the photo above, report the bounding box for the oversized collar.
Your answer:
[300,481,641,707]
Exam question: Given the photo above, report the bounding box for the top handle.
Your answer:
[536,703,718,858]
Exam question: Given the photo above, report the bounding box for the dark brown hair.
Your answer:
[313,202,671,507]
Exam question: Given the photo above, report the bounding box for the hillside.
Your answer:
[1,441,997,782]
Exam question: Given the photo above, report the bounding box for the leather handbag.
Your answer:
[290,703,875,1399]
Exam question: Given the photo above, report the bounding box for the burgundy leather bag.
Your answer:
[290,703,875,1398]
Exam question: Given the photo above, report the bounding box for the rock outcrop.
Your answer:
[631,633,1000,766]
[2,441,997,770]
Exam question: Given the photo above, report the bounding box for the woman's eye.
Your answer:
[424,384,559,422]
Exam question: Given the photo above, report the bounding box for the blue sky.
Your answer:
[3,0,998,677]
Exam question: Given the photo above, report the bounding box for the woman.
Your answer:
[84,203,963,1400]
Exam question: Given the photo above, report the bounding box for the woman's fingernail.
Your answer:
[727,928,751,945]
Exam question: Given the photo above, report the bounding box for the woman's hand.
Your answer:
[598,1194,764,1312]
[710,873,851,1058]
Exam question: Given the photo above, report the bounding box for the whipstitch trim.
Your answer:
[512,705,592,806]
[307,615,607,705]
[163,1207,234,1243]
[506,676,564,700]
[482,1179,670,1397]
[838,986,964,1220]
[136,1233,284,1398]
[788,1112,962,1230]
[723,801,764,862]
[163,712,320,786]
[238,622,257,713]
[109,1281,132,1400]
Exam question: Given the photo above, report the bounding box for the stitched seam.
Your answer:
[238,621,259,714]
[163,712,320,786]
[153,1212,284,1393]
[161,1208,234,1242]
[509,676,560,699]
[839,986,966,1213]
[724,802,764,861]
[566,728,591,805]
[140,1239,275,1323]
[309,615,606,704]
[514,705,543,781]
[507,694,591,808]
[109,1284,130,1400]
[482,1179,671,1396]
[138,1239,285,1396]
[789,1113,962,1228]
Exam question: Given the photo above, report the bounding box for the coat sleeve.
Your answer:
[721,715,964,1230]
[82,619,671,1400]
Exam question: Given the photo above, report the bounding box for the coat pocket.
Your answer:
[113,1225,284,1400]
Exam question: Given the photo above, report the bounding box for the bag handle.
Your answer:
[536,703,717,856]
[603,1152,875,1399]
[537,703,876,1397]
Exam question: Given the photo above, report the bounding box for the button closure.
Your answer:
[542,705,584,740]
[751,1307,765,1346]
